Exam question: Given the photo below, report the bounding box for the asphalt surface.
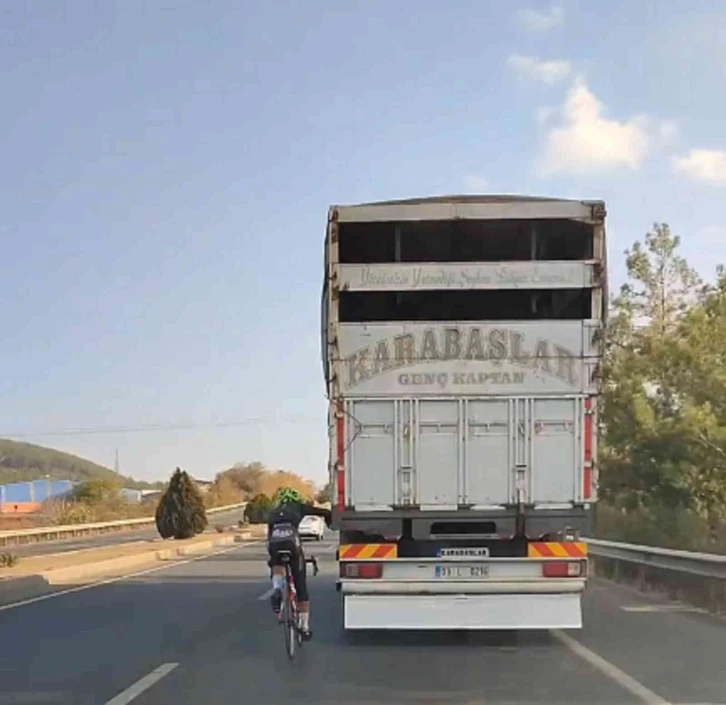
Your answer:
[9,508,247,557]
[1,534,725,705]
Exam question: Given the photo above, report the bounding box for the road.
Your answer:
[9,508,247,557]
[1,535,725,705]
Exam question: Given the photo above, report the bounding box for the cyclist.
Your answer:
[267,486,332,640]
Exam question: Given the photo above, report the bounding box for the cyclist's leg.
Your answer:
[267,544,286,613]
[290,546,311,636]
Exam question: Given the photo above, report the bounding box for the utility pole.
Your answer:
[114,448,120,474]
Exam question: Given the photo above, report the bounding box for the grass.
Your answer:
[594,503,726,555]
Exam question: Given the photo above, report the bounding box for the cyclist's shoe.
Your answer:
[270,588,282,614]
[301,628,313,642]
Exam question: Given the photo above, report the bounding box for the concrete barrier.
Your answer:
[0,533,251,597]
[0,503,246,547]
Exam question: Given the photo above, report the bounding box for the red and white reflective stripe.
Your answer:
[336,399,345,510]
[583,397,593,500]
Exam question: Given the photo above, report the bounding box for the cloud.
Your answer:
[659,120,678,143]
[515,6,564,32]
[538,78,650,175]
[507,54,572,85]
[535,106,555,124]
[672,149,726,184]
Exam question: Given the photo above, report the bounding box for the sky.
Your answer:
[1,0,725,485]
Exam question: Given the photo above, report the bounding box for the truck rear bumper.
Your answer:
[340,579,585,594]
[342,592,583,630]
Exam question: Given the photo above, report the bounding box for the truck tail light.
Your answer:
[340,562,383,579]
[542,561,583,578]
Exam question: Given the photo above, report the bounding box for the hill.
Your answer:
[0,439,162,489]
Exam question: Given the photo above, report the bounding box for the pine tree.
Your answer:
[155,467,208,539]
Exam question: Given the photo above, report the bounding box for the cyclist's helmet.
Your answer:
[277,487,302,505]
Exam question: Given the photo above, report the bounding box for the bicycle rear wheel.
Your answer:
[283,569,296,660]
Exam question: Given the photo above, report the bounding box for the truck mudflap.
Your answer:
[337,543,588,630]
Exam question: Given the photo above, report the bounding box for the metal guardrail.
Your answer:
[586,537,726,580]
[0,503,247,547]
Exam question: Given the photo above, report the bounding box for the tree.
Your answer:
[658,270,726,521]
[243,493,273,524]
[213,462,315,501]
[73,478,121,505]
[616,223,702,337]
[217,462,266,496]
[316,481,332,504]
[155,468,208,539]
[205,474,241,508]
[601,223,726,529]
[259,470,315,501]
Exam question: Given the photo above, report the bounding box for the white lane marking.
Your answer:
[621,604,702,613]
[257,587,274,601]
[104,662,178,705]
[552,630,671,705]
[0,541,261,614]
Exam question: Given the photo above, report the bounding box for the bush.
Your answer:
[0,553,19,568]
[73,478,121,505]
[244,493,272,524]
[155,467,208,539]
[54,502,95,525]
[595,502,726,554]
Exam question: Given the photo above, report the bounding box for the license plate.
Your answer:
[434,565,490,578]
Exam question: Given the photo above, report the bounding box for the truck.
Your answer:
[321,194,606,630]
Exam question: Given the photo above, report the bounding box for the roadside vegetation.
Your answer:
[23,461,323,530]
[0,552,19,567]
[41,478,156,525]
[212,461,317,501]
[597,223,726,553]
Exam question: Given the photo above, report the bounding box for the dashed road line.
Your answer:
[104,662,178,705]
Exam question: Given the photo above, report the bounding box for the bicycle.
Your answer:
[276,550,319,660]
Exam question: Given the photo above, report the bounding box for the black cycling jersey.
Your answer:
[266,500,331,538]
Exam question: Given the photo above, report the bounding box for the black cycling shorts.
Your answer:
[267,526,308,602]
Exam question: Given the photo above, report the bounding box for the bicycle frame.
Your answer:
[276,552,319,660]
